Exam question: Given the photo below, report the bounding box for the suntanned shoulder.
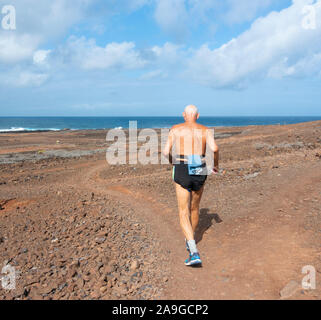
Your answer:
[170,123,185,131]
[197,124,209,130]
[192,123,210,132]
[172,123,209,129]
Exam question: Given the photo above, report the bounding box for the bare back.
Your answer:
[171,122,208,156]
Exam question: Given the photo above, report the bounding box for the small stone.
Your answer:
[95,237,106,244]
[58,282,68,291]
[130,260,139,271]
[100,286,107,294]
[244,172,260,180]
[280,280,300,298]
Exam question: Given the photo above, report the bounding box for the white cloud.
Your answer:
[16,72,49,87]
[2,0,321,92]
[268,53,321,78]
[139,69,168,80]
[153,0,278,37]
[4,0,91,37]
[0,69,49,87]
[33,50,51,65]
[1,36,183,88]
[135,42,184,79]
[49,38,183,73]
[0,0,94,64]
[151,42,182,64]
[56,37,146,70]
[187,0,321,88]
[0,33,40,63]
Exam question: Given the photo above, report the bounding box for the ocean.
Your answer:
[0,116,320,133]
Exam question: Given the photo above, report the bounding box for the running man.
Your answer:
[163,105,219,266]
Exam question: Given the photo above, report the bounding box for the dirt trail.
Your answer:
[1,122,320,300]
[71,158,321,300]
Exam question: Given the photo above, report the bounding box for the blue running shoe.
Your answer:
[185,253,202,267]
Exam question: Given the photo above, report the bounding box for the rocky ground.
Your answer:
[0,184,169,300]
[0,121,320,300]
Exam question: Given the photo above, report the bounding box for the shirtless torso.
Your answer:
[170,122,208,157]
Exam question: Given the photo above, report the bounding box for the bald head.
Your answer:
[183,105,199,122]
[185,105,198,115]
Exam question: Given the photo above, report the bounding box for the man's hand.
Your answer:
[212,166,219,175]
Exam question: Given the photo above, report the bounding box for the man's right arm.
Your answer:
[163,128,174,164]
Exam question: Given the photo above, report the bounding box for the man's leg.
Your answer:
[175,183,194,241]
[175,183,202,266]
[190,186,204,233]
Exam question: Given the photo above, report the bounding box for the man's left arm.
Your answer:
[206,128,219,174]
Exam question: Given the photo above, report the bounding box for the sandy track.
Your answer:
[0,121,320,300]
[67,156,320,300]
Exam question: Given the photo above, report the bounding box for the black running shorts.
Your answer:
[172,163,207,192]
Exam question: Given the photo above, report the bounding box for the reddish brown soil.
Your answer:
[0,121,320,300]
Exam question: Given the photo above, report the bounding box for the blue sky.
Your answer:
[0,0,321,116]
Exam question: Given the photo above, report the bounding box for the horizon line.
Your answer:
[0,115,321,118]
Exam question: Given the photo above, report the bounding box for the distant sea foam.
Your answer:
[0,127,61,133]
[0,127,26,132]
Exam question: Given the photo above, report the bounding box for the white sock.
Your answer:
[187,240,198,254]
